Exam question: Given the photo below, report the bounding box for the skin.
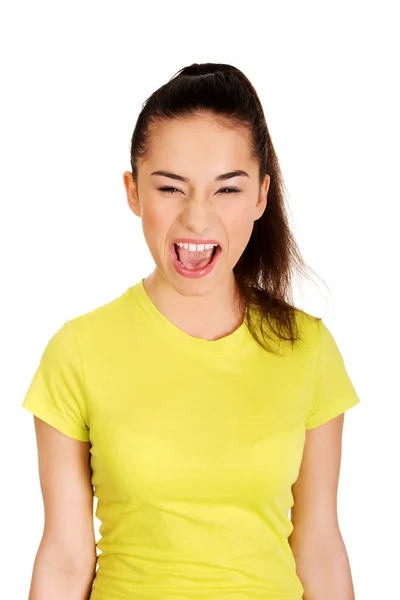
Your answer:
[290,414,356,598]
[28,112,355,599]
[123,112,270,341]
[27,418,96,598]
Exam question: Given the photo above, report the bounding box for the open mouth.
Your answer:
[171,241,222,278]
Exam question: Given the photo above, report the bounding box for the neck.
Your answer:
[143,269,245,341]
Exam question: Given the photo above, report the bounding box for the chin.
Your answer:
[170,275,217,296]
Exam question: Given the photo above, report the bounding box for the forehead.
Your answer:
[142,114,255,175]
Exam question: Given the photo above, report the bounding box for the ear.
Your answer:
[254,174,270,221]
[123,171,141,217]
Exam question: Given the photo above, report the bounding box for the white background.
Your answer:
[1,1,398,598]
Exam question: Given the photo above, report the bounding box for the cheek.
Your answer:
[141,201,176,237]
[223,204,256,244]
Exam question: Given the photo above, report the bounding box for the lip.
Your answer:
[170,240,222,279]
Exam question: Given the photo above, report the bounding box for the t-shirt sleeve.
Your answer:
[22,320,90,442]
[305,318,361,430]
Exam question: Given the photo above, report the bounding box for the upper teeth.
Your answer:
[176,243,218,252]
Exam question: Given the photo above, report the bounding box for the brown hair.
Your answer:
[128,62,327,353]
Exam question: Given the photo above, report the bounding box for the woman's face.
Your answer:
[123,113,270,296]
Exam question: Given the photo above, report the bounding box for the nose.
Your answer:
[181,201,215,236]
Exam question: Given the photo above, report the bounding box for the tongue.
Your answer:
[176,246,214,271]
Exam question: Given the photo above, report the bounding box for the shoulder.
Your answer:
[67,286,134,344]
[34,287,133,371]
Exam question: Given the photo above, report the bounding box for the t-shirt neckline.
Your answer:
[129,279,252,356]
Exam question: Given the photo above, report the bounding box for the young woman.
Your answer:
[22,63,360,600]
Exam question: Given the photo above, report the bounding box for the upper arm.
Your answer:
[33,416,96,568]
[289,413,345,559]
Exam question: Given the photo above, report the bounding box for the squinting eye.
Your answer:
[158,186,181,195]
[219,187,241,195]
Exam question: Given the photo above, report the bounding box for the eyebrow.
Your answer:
[150,169,250,182]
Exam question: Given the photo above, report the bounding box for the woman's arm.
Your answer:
[27,416,97,600]
[289,413,357,600]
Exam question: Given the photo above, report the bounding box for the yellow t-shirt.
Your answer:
[22,279,360,599]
